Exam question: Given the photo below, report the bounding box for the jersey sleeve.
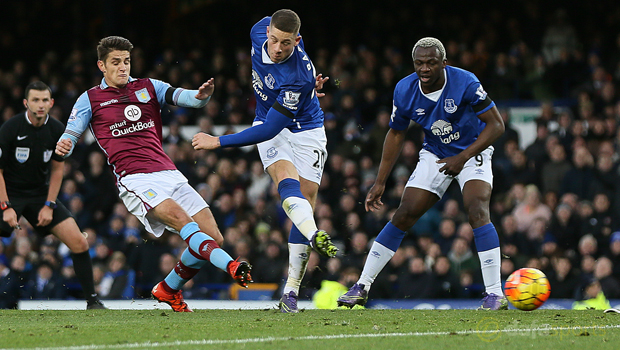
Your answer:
[51,120,65,162]
[149,78,172,106]
[251,17,270,47]
[388,87,410,131]
[0,121,13,169]
[276,82,307,117]
[60,91,92,155]
[464,79,494,115]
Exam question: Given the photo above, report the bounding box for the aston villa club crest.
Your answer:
[444,99,457,113]
[135,88,151,103]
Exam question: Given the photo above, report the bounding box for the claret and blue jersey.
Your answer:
[389,65,494,159]
[250,16,324,132]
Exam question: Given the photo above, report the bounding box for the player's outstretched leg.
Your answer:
[278,179,338,258]
[337,283,368,308]
[179,222,253,287]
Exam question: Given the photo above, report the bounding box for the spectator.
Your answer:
[395,256,434,299]
[98,251,130,299]
[541,144,571,195]
[0,260,21,308]
[547,256,579,299]
[23,262,64,300]
[512,184,552,236]
[548,203,581,252]
[313,267,361,309]
[431,256,459,299]
[572,278,611,310]
[252,241,286,284]
[447,237,479,278]
[560,146,595,199]
[593,257,620,299]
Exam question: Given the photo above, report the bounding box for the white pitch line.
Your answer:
[3,324,620,350]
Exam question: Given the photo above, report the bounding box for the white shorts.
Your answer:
[406,147,494,198]
[256,123,327,185]
[117,170,208,237]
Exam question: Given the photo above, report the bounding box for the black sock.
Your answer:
[71,251,98,303]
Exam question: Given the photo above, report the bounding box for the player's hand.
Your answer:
[55,138,73,157]
[365,183,386,212]
[2,208,19,230]
[37,206,53,227]
[192,132,220,150]
[436,154,468,176]
[315,74,329,98]
[195,78,215,100]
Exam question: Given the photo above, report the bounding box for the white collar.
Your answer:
[261,40,294,64]
[24,112,49,126]
[419,68,447,102]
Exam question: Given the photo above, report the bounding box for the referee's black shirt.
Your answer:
[0,112,65,197]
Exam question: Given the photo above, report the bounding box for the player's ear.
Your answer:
[97,60,106,73]
[295,35,301,46]
[49,98,55,108]
[23,99,28,109]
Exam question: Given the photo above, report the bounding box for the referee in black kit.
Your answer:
[0,81,105,309]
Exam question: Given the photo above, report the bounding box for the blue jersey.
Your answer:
[250,16,323,132]
[389,66,494,159]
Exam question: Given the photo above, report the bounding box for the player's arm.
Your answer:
[437,91,504,176]
[37,159,63,227]
[192,104,291,150]
[0,170,19,230]
[151,78,214,109]
[365,127,407,212]
[460,105,504,160]
[0,124,19,229]
[56,92,92,158]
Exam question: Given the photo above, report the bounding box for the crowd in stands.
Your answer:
[1,2,620,307]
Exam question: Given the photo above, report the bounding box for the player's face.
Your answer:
[98,50,131,88]
[23,89,53,120]
[413,46,446,92]
[266,26,300,63]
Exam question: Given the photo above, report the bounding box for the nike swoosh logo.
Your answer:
[17,135,27,140]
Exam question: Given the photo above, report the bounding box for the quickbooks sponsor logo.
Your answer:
[111,120,155,137]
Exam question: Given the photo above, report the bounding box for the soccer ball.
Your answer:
[504,268,551,311]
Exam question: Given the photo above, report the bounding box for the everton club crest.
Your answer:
[444,99,457,113]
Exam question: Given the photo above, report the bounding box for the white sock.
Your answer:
[282,197,318,240]
[478,247,503,296]
[283,243,312,295]
[358,242,395,292]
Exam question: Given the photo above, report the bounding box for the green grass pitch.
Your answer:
[1,309,619,350]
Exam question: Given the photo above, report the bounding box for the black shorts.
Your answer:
[0,195,73,237]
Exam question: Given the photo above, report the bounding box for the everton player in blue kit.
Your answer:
[192,9,337,313]
[337,37,508,310]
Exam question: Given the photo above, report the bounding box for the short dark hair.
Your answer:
[24,81,52,99]
[270,9,301,35]
[97,36,134,62]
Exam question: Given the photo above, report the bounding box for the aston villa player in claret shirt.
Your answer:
[56,36,252,312]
